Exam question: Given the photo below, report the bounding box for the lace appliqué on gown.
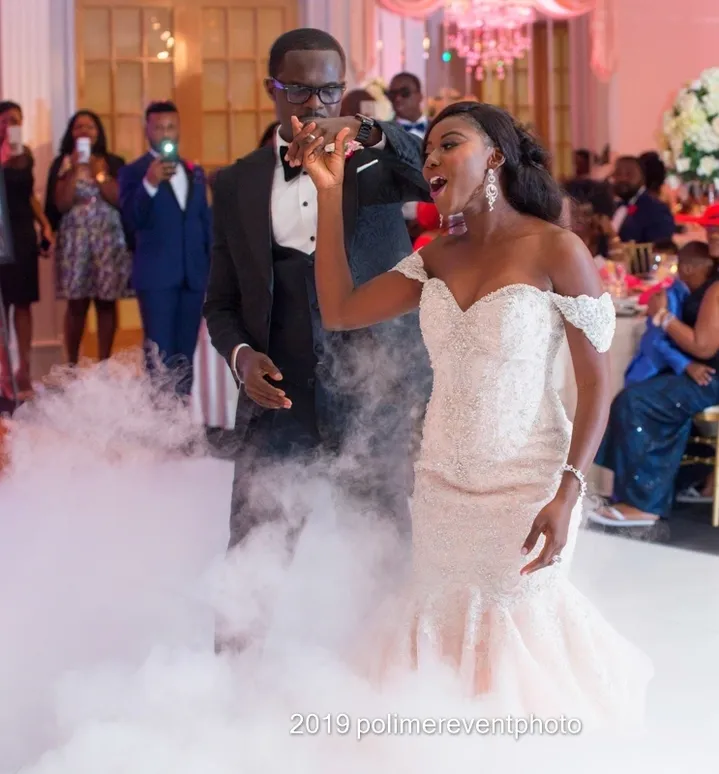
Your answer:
[391,251,429,284]
[372,250,652,728]
[549,291,616,353]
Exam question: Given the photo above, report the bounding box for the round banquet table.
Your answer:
[552,313,646,495]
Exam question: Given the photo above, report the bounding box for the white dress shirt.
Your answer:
[142,148,189,210]
[231,123,386,380]
[271,124,385,252]
[611,186,645,235]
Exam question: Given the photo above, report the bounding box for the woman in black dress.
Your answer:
[0,101,53,398]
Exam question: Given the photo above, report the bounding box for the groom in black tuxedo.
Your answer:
[204,28,432,554]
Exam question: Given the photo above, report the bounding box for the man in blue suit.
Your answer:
[119,101,212,395]
[611,155,676,245]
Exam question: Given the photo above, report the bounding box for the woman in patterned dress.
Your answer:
[45,111,131,364]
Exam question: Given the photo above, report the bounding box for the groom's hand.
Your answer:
[237,348,291,410]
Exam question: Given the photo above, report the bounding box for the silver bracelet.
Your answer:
[562,464,587,499]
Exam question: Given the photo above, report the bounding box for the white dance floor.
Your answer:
[570,525,719,738]
[1,436,716,771]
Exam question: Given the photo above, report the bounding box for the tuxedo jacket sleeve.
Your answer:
[369,120,431,205]
[203,165,254,377]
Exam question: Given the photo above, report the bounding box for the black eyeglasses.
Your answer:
[269,78,345,105]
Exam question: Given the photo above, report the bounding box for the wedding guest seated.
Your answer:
[593,241,719,526]
[564,148,614,218]
[623,242,705,386]
[639,150,674,209]
[611,155,676,245]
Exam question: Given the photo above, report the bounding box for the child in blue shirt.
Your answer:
[624,242,708,386]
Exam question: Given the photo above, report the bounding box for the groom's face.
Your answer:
[265,50,345,143]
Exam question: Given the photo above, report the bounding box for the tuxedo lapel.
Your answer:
[182,161,195,211]
[342,151,361,251]
[239,147,275,294]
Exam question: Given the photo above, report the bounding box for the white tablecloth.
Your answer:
[553,314,645,495]
[191,321,238,429]
[553,315,645,420]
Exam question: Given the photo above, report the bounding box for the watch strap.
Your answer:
[354,114,375,145]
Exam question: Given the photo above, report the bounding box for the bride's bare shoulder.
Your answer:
[414,236,454,278]
[540,226,603,294]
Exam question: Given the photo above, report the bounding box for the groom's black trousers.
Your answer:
[226,384,414,551]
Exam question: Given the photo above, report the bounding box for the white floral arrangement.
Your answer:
[662,67,719,187]
[361,77,394,121]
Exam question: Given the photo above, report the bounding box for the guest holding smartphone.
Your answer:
[0,100,53,399]
[119,101,212,397]
[45,111,131,365]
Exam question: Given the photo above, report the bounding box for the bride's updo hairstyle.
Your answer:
[425,101,564,224]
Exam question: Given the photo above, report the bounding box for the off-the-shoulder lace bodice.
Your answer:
[391,250,616,474]
[391,250,615,353]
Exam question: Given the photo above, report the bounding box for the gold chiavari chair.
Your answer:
[622,242,656,276]
[681,405,719,527]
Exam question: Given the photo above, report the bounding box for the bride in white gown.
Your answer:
[2,102,659,774]
[286,101,653,724]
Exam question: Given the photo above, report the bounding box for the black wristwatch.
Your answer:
[354,114,376,145]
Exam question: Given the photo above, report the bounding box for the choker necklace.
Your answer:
[447,213,467,235]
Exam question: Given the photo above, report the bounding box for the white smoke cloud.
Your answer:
[0,352,715,774]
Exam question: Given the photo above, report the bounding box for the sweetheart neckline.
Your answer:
[426,279,552,315]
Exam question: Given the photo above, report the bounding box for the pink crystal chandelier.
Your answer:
[443,1,537,80]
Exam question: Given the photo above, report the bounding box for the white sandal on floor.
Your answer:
[587,504,658,527]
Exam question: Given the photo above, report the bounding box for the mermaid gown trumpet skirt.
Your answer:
[365,251,653,726]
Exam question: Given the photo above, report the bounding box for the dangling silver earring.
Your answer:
[439,213,444,229]
[485,167,499,211]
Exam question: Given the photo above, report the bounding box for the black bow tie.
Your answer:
[279,146,302,182]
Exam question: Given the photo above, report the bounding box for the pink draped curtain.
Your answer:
[375,0,445,18]
[533,0,595,16]
[377,0,593,18]
[533,1,614,81]
[376,0,614,81]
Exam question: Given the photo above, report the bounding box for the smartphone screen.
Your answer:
[7,125,22,153]
[160,140,178,162]
[76,137,91,164]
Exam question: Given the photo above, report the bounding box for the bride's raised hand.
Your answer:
[290,115,347,190]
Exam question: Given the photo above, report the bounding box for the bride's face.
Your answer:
[423,115,493,218]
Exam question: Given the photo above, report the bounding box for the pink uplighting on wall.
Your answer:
[609,0,719,154]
